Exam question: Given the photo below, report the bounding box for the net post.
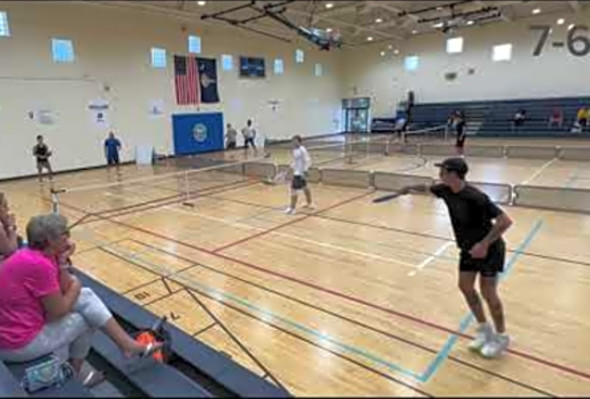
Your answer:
[182,170,194,208]
[50,188,64,214]
[346,140,354,164]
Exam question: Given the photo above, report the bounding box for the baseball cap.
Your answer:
[434,157,469,177]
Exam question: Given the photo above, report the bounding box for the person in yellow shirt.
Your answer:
[576,106,589,128]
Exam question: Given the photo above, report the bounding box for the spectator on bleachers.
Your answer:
[577,106,589,128]
[0,214,160,386]
[548,108,564,129]
[512,109,527,132]
[0,193,20,261]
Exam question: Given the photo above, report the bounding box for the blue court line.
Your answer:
[419,219,544,382]
[565,169,580,188]
[97,241,424,381]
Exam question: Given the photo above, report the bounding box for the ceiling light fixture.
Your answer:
[557,18,565,25]
[532,8,541,15]
[325,3,334,9]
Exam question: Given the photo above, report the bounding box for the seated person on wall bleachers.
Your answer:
[577,106,589,127]
[0,214,160,387]
[0,193,20,261]
[571,106,589,133]
[512,109,527,131]
[548,108,564,128]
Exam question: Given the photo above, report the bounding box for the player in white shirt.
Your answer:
[285,135,314,215]
[242,119,257,157]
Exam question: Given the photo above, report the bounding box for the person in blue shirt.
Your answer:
[104,132,122,169]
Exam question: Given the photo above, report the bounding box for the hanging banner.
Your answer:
[88,99,110,129]
[149,99,165,119]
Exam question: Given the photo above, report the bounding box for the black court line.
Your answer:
[192,322,218,338]
[129,239,554,397]
[184,290,287,392]
[161,278,174,295]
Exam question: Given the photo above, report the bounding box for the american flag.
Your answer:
[174,55,200,105]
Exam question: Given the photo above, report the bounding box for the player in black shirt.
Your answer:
[398,157,513,358]
[32,135,53,182]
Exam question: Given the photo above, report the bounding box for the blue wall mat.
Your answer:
[172,113,224,155]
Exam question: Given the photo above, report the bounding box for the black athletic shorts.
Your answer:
[227,142,237,150]
[291,175,307,191]
[107,154,120,165]
[455,134,466,148]
[459,240,505,277]
[244,138,256,148]
[580,118,588,127]
[36,160,51,170]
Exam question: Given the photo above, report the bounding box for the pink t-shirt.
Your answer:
[0,248,60,350]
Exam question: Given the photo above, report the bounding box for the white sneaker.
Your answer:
[480,334,510,358]
[468,323,493,352]
[284,207,296,215]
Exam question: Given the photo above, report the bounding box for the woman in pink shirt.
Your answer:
[0,214,159,385]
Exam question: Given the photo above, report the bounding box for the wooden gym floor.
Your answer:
[1,137,589,396]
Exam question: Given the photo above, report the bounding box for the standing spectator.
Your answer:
[242,119,257,157]
[104,132,122,171]
[225,123,238,150]
[33,135,53,183]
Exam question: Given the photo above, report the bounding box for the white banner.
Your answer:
[88,99,110,129]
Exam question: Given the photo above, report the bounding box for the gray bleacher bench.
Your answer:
[0,360,27,398]
[74,270,290,398]
[89,332,211,398]
[4,357,92,398]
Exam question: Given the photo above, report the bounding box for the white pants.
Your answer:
[0,288,112,362]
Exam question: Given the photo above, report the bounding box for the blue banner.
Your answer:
[197,57,220,103]
[172,112,224,155]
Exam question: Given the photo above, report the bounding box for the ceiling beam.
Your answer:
[285,7,403,41]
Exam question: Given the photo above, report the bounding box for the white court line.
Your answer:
[164,205,418,269]
[520,158,558,185]
[408,241,454,277]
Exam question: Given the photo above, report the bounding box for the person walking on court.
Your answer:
[225,123,238,150]
[33,135,53,183]
[104,131,122,171]
[453,110,467,156]
[242,119,257,157]
[285,135,314,215]
[396,157,513,358]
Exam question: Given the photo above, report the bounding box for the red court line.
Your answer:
[56,197,590,382]
[212,190,375,252]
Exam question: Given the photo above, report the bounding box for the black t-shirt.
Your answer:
[430,183,503,251]
[33,144,49,162]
